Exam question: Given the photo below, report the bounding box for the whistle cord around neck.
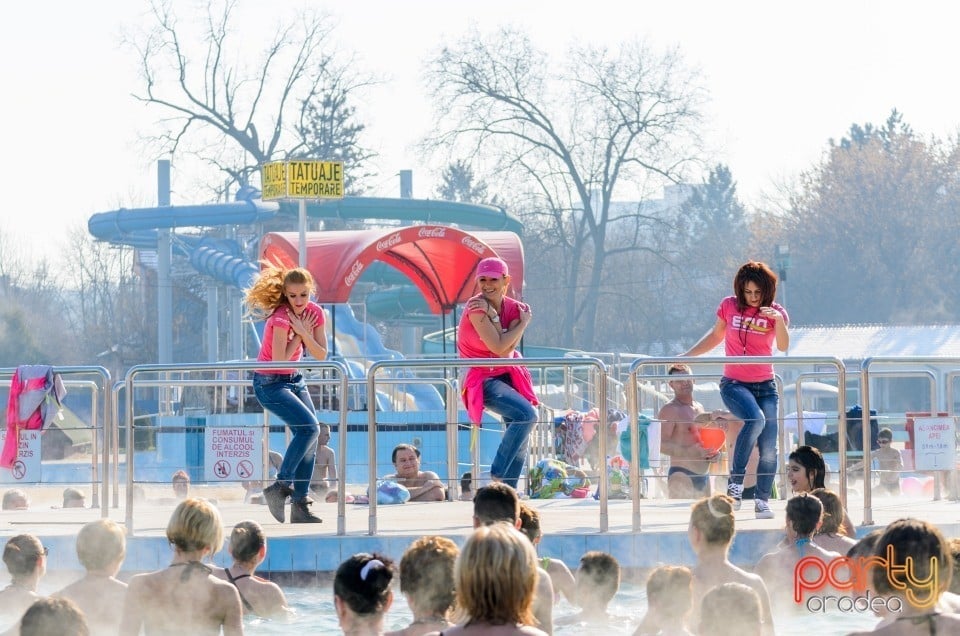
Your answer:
[738,307,760,355]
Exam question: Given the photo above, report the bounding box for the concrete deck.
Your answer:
[4,485,959,577]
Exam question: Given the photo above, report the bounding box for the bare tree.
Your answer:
[435,159,490,203]
[126,0,375,197]
[425,27,706,348]
[62,227,153,372]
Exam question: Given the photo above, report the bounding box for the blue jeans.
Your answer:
[720,378,779,501]
[483,375,538,489]
[253,373,319,502]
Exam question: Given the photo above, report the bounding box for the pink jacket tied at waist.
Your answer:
[2,365,67,468]
[461,359,539,425]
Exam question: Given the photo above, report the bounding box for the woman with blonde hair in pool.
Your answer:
[54,519,128,634]
[385,535,459,636]
[687,495,774,635]
[119,498,243,636]
[443,523,547,636]
[213,520,291,619]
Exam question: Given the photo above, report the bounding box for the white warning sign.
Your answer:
[913,416,957,471]
[204,426,262,482]
[0,429,42,484]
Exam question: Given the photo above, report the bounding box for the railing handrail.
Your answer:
[123,360,348,536]
[0,366,111,517]
[628,356,847,531]
[367,357,609,534]
[860,356,959,525]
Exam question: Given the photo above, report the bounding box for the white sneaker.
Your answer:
[755,499,774,519]
[726,482,743,510]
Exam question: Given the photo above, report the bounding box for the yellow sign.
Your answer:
[260,160,344,200]
[287,160,344,199]
[261,161,287,201]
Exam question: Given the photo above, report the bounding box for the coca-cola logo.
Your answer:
[376,232,402,251]
[418,226,446,239]
[344,260,365,286]
[461,236,486,255]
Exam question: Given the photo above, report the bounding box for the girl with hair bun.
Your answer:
[213,520,291,619]
[334,552,395,635]
[687,495,774,634]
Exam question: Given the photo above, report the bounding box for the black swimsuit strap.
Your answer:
[225,568,255,612]
[225,569,252,583]
[169,560,212,583]
[895,612,939,636]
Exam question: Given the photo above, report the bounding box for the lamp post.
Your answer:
[775,244,791,307]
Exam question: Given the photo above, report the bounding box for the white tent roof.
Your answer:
[699,325,960,360]
[778,325,960,359]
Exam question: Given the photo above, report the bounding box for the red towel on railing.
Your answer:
[2,365,66,468]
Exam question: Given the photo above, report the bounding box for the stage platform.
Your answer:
[4,486,960,578]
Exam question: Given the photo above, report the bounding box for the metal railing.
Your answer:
[367,357,609,533]
[122,361,348,536]
[628,356,847,531]
[860,357,959,525]
[0,366,111,516]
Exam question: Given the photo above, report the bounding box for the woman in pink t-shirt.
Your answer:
[245,264,327,524]
[682,261,789,519]
[457,257,538,489]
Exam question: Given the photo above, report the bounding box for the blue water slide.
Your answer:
[87,196,482,410]
[329,304,445,411]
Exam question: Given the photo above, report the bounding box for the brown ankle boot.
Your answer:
[290,500,322,524]
[263,481,293,523]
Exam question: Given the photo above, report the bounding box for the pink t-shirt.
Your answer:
[457,295,522,363]
[257,301,325,374]
[717,296,788,382]
[457,295,538,424]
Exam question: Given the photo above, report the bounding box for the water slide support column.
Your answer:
[206,282,219,362]
[157,161,173,366]
[399,170,419,355]
[229,288,243,361]
[298,199,307,269]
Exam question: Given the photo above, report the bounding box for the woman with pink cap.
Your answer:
[458,256,539,489]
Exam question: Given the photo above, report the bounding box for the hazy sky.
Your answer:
[3,0,959,264]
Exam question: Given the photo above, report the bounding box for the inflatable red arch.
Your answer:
[259,226,525,314]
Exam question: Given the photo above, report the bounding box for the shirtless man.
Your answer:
[659,364,719,498]
[310,424,339,502]
[384,443,446,502]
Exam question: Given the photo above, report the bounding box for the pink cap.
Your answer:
[475,257,508,279]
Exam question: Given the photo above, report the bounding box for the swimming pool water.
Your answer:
[263,583,879,635]
[29,575,879,634]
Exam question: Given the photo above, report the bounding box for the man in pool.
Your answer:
[658,364,719,498]
[383,443,446,502]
